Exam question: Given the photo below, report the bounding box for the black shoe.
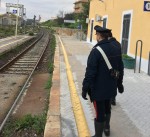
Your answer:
[92,118,104,137]
[104,128,110,136]
[104,114,111,136]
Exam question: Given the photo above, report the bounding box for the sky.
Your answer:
[0,0,74,22]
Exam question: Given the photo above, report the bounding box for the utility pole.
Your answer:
[15,0,19,37]
[33,15,36,32]
[23,8,26,34]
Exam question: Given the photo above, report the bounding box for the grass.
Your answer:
[45,75,52,89]
[0,26,40,39]
[0,26,15,38]
[29,32,34,36]
[50,33,56,56]
[15,114,46,133]
[2,114,47,137]
[45,32,56,89]
[48,62,54,73]
[44,32,56,115]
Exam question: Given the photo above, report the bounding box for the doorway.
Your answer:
[121,14,131,54]
[103,18,107,28]
[90,20,94,42]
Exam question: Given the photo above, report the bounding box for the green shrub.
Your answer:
[29,32,34,36]
[122,54,134,59]
[122,54,135,69]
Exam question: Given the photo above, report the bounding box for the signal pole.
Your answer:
[15,0,19,37]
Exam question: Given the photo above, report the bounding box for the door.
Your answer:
[121,14,131,54]
[90,20,94,42]
[103,18,107,28]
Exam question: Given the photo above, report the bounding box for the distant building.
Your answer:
[25,19,33,26]
[50,17,57,20]
[74,0,88,13]
[0,13,22,26]
[25,19,39,26]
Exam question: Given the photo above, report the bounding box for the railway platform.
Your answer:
[0,35,32,54]
[44,35,150,137]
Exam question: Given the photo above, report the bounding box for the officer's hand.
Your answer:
[118,84,124,93]
[82,91,88,100]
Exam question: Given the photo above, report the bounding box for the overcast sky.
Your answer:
[0,0,74,21]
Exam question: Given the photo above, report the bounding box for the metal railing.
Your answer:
[134,40,143,73]
[148,51,150,76]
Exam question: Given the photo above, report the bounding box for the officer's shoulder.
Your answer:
[109,38,121,45]
[90,46,101,56]
[91,46,98,53]
[92,43,100,50]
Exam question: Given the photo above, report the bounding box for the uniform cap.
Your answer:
[94,25,111,33]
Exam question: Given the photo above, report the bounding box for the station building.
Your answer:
[87,0,150,73]
[0,13,21,26]
[74,0,88,13]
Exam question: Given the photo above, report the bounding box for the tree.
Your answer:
[76,0,91,30]
[63,12,78,28]
[64,12,76,20]
[41,1,91,29]
[57,10,64,18]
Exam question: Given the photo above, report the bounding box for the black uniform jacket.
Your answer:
[82,39,123,101]
[109,37,124,86]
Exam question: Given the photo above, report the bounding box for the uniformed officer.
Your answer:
[82,25,124,137]
[108,32,124,106]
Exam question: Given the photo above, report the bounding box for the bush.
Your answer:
[122,54,134,59]
[122,54,135,69]
[29,32,34,36]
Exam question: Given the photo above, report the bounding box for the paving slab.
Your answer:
[44,41,61,137]
[59,35,148,137]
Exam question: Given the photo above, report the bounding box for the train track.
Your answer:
[0,30,50,132]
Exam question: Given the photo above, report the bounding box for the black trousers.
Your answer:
[93,100,111,122]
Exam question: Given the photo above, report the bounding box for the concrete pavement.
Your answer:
[45,35,150,137]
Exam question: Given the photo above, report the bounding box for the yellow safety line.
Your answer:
[58,36,90,137]
[0,37,27,48]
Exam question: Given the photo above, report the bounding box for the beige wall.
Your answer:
[87,0,150,60]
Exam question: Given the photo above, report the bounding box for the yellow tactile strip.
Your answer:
[44,39,61,137]
[58,36,90,137]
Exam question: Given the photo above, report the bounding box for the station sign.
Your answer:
[144,1,150,11]
[13,9,17,14]
[64,20,75,23]
[6,3,24,8]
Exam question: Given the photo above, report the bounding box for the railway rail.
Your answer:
[0,30,50,132]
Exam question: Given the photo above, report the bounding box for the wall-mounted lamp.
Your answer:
[99,0,104,2]
[95,14,103,22]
